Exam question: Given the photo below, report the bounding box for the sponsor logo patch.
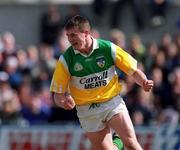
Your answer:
[79,71,108,89]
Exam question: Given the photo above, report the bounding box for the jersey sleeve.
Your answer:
[111,42,137,76]
[50,55,70,93]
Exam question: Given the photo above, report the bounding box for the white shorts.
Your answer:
[76,95,128,132]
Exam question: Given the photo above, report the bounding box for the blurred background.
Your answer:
[0,0,179,149]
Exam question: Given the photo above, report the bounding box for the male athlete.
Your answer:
[50,15,153,150]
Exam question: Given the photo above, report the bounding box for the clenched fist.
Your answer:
[143,80,154,92]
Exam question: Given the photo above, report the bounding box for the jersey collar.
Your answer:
[73,37,99,57]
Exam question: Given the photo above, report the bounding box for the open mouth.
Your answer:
[72,42,78,47]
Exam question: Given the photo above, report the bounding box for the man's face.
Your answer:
[66,27,87,52]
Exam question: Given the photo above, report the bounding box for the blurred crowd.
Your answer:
[0,1,179,127]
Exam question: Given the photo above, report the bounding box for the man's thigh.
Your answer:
[86,125,114,150]
[108,111,137,143]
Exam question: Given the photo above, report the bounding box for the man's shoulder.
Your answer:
[97,38,111,44]
[63,46,74,55]
[96,39,111,51]
[62,46,74,58]
[59,46,74,64]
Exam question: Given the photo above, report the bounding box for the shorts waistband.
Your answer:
[76,95,122,112]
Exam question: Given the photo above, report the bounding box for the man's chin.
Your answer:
[72,45,78,49]
[73,46,81,51]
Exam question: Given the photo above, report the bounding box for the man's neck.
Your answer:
[82,36,93,55]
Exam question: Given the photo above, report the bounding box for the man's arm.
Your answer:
[53,93,75,110]
[132,69,154,92]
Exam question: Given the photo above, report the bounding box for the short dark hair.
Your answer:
[64,15,91,32]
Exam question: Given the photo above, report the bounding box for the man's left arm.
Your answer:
[132,69,154,92]
[111,43,154,92]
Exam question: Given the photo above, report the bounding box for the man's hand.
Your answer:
[143,80,154,92]
[132,69,154,92]
[53,93,75,110]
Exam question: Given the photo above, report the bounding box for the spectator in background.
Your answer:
[20,91,51,125]
[0,71,10,93]
[26,45,42,85]
[151,67,172,109]
[1,32,18,59]
[53,29,70,59]
[169,67,180,112]
[39,44,56,84]
[0,89,24,125]
[109,29,126,49]
[149,0,167,27]
[131,88,154,125]
[0,71,11,109]
[159,32,172,52]
[129,34,146,63]
[39,85,53,108]
[40,4,62,46]
[18,81,51,125]
[122,75,137,105]
[174,32,180,53]
[0,36,3,52]
[158,33,178,82]
[16,48,30,75]
[26,45,40,69]
[18,81,32,107]
[152,49,168,83]
[153,50,166,71]
[3,56,22,89]
[0,51,4,70]
[110,0,145,31]
[144,42,159,74]
[165,42,179,74]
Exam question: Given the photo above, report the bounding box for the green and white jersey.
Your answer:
[50,38,137,105]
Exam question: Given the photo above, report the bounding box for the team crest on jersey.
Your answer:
[74,62,83,71]
[96,55,105,68]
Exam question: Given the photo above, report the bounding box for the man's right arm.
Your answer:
[53,93,75,110]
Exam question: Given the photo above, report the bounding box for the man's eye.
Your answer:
[72,33,78,36]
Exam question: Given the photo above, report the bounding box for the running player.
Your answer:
[50,15,153,150]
